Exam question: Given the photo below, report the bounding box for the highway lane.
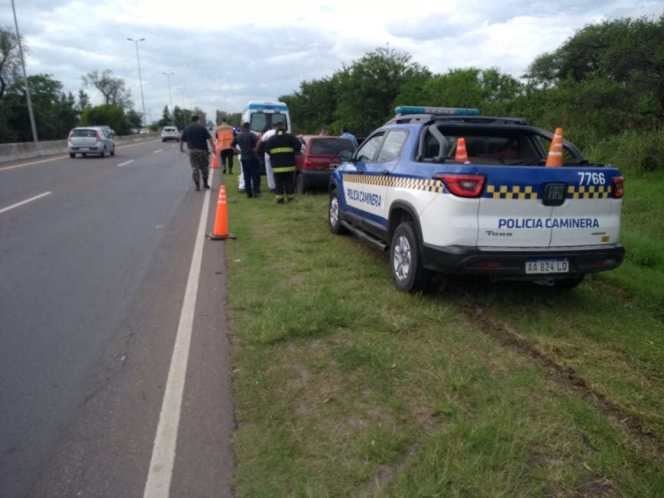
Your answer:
[0,141,233,497]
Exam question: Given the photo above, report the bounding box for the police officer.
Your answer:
[180,115,214,191]
[232,122,261,198]
[259,122,301,203]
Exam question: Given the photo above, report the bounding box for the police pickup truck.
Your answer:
[328,106,625,292]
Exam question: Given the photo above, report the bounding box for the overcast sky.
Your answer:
[2,0,662,123]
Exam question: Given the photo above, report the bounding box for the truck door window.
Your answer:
[376,130,408,162]
[355,133,384,162]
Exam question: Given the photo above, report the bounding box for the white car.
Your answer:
[329,106,625,292]
[68,126,115,158]
[160,126,180,142]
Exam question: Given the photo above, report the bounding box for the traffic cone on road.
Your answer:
[207,185,235,240]
[455,137,470,164]
[545,128,564,167]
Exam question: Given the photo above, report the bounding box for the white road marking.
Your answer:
[117,159,135,168]
[153,149,163,154]
[0,191,52,215]
[143,170,215,498]
[0,139,161,173]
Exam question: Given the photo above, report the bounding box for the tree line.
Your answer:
[0,27,200,143]
[277,15,664,170]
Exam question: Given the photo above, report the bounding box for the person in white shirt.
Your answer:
[260,124,278,191]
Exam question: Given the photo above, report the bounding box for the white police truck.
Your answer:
[328,106,625,292]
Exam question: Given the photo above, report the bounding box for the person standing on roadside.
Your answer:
[259,122,301,203]
[215,120,235,174]
[340,127,359,148]
[180,115,214,191]
[232,122,261,198]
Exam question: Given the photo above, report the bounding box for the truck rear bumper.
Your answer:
[421,243,625,278]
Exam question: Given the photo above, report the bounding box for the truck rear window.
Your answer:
[309,138,355,156]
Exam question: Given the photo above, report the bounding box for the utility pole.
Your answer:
[162,71,174,122]
[11,0,38,145]
[127,37,146,124]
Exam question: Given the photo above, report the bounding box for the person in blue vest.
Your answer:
[259,122,301,203]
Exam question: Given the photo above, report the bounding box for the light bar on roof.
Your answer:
[394,105,480,116]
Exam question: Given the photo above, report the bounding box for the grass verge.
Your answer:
[225,180,664,497]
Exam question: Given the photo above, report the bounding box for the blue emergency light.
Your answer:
[394,105,480,116]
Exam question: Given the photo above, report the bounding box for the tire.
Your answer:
[296,173,306,194]
[161,138,166,142]
[82,153,87,158]
[110,147,115,157]
[100,148,106,158]
[328,190,348,235]
[69,153,75,158]
[390,222,432,292]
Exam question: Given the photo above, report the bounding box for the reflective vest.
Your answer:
[264,131,301,173]
[216,125,234,151]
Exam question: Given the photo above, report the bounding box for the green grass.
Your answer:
[225,180,664,497]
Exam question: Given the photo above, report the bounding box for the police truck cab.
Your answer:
[328,106,625,292]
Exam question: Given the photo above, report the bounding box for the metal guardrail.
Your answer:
[0,133,159,164]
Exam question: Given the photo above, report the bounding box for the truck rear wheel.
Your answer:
[390,222,432,292]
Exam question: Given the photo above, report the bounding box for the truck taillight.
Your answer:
[611,176,624,198]
[435,174,486,198]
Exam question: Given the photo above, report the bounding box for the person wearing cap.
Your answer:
[180,114,214,191]
[215,120,235,174]
[232,122,261,198]
[259,122,301,203]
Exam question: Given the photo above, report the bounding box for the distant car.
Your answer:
[295,136,355,193]
[160,126,180,142]
[68,127,115,158]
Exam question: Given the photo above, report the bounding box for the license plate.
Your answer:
[525,259,569,274]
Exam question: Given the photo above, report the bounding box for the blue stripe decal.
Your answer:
[344,205,388,228]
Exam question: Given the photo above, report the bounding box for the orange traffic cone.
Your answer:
[455,137,470,164]
[207,185,236,240]
[545,128,564,167]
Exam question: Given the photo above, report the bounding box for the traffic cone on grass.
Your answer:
[455,137,470,164]
[207,185,236,240]
[545,128,564,167]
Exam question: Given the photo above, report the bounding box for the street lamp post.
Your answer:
[11,0,38,145]
[127,37,146,124]
[162,71,175,119]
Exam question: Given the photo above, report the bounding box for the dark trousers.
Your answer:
[220,149,234,173]
[274,171,295,199]
[189,149,209,188]
[242,157,260,196]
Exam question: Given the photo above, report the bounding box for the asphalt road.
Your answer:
[0,140,234,498]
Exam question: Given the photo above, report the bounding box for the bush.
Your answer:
[584,129,664,175]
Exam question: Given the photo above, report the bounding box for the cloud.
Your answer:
[1,0,662,124]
